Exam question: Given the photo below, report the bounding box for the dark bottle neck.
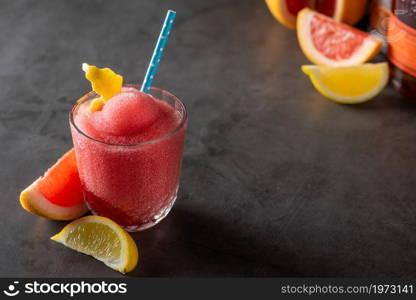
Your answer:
[393,0,416,27]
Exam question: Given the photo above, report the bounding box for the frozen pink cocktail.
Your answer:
[70,85,187,231]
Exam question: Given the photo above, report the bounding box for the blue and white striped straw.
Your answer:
[141,10,176,94]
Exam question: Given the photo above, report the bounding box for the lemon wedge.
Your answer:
[302,62,389,104]
[51,216,138,274]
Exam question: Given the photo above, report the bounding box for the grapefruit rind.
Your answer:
[20,179,88,220]
[302,62,389,104]
[89,97,105,112]
[82,63,123,102]
[297,8,382,66]
[265,0,298,29]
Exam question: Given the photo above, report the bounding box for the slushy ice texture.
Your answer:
[70,86,187,231]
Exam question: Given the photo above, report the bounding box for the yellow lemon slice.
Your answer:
[51,216,139,274]
[302,62,389,104]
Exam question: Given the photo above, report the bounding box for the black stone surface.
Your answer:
[1,0,416,277]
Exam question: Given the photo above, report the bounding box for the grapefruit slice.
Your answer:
[302,62,389,104]
[265,0,367,29]
[315,0,368,25]
[20,149,88,220]
[265,0,313,29]
[297,8,382,66]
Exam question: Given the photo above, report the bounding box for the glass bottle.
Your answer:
[388,0,416,102]
[369,0,392,53]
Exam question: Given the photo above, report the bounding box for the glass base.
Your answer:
[124,194,177,232]
[86,191,178,232]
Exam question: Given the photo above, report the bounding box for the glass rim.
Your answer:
[69,84,187,147]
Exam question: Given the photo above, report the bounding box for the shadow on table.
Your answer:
[127,206,300,277]
[342,87,416,111]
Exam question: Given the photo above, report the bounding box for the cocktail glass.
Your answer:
[69,85,187,232]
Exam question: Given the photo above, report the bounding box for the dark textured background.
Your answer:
[2,0,416,277]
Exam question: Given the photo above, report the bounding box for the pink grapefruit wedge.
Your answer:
[20,149,88,220]
[297,8,382,66]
